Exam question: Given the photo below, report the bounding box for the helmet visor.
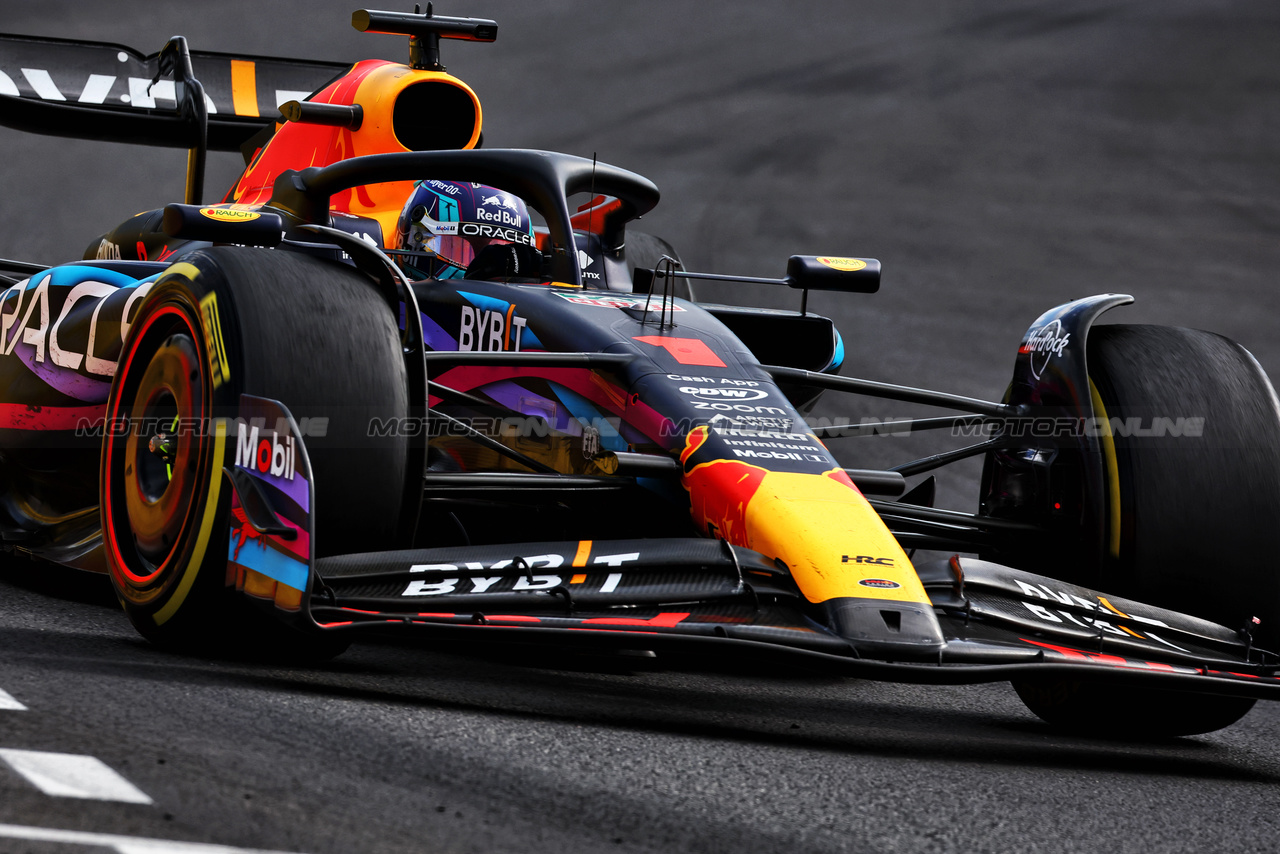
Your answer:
[423,233,514,272]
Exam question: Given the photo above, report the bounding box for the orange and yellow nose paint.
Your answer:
[680,427,930,607]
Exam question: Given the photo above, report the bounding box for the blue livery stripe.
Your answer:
[228,538,309,591]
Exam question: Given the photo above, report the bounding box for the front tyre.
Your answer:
[1088,325,1280,634]
[102,249,409,654]
[1013,324,1280,736]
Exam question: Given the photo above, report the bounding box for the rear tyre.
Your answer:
[1013,324,1280,735]
[626,231,693,301]
[101,249,408,656]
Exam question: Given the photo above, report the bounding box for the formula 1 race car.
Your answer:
[4,8,1280,738]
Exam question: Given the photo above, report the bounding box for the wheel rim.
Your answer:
[103,299,211,598]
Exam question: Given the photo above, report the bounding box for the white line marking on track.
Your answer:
[0,688,26,710]
[0,823,303,853]
[0,749,152,803]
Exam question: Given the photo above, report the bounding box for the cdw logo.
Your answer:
[678,386,769,401]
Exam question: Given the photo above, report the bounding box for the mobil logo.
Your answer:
[235,420,296,481]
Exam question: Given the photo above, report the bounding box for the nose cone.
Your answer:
[681,447,948,657]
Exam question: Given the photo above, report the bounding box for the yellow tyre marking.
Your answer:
[230,60,260,117]
[154,419,226,625]
[162,262,203,282]
[1089,379,1122,559]
[198,292,231,390]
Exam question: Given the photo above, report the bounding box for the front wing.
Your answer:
[297,546,1280,697]
[223,395,1280,700]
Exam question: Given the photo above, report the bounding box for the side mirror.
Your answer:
[785,255,880,294]
[162,204,284,247]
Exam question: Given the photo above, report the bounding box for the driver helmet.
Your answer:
[394,179,535,279]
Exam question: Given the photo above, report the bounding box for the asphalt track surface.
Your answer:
[2,2,1280,852]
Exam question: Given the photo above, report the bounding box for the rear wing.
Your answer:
[0,33,350,151]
